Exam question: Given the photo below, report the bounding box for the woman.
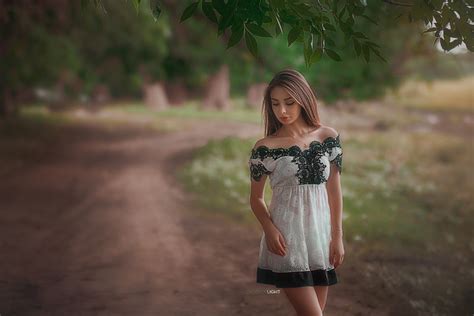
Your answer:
[248,69,345,315]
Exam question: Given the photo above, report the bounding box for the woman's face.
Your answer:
[270,85,302,125]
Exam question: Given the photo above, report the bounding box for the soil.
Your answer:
[4,104,470,315]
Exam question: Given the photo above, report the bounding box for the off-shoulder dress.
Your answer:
[248,134,343,288]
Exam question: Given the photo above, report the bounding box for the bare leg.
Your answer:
[282,286,323,316]
[313,286,329,312]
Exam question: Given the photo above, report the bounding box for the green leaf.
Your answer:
[325,37,335,47]
[223,0,238,19]
[353,5,365,15]
[365,41,380,48]
[339,21,351,34]
[245,30,258,58]
[294,3,315,19]
[347,15,355,26]
[180,2,199,22]
[353,38,361,56]
[222,7,235,26]
[439,38,448,50]
[288,26,301,46]
[149,0,162,20]
[272,10,283,35]
[338,6,346,20]
[422,27,437,34]
[275,22,282,36]
[311,49,322,63]
[270,0,285,9]
[370,47,387,63]
[247,23,272,37]
[217,10,234,34]
[202,2,218,23]
[353,31,368,39]
[227,22,244,49]
[323,23,336,32]
[304,42,312,67]
[325,48,342,61]
[132,0,141,13]
[362,44,370,62]
[212,0,226,15]
[361,14,377,25]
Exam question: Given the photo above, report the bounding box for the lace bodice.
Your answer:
[248,134,343,186]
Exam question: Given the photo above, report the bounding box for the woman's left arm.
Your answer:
[326,163,345,268]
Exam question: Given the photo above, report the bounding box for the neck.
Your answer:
[279,118,314,138]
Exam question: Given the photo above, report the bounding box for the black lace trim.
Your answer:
[249,134,342,184]
[330,153,343,174]
[249,161,271,181]
[294,150,327,184]
[257,267,338,288]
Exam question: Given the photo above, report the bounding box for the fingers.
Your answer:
[278,234,287,255]
[268,236,287,256]
[332,254,344,268]
[270,243,285,256]
[329,241,345,268]
[274,239,286,256]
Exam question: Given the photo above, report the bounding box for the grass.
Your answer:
[178,127,473,315]
[101,97,263,124]
[384,74,474,112]
[176,136,274,226]
[2,79,472,314]
[3,97,263,137]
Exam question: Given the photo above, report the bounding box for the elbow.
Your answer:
[249,192,263,205]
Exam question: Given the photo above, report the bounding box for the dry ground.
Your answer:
[2,102,470,315]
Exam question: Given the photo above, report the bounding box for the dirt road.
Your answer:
[0,118,386,315]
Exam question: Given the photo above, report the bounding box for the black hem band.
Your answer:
[256,267,338,288]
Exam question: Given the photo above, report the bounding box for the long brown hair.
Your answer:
[261,69,322,137]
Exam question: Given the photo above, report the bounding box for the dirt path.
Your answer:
[0,117,390,315]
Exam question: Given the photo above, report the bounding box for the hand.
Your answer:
[263,224,287,257]
[329,236,345,268]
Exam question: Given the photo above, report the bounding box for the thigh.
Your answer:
[282,286,323,316]
[313,286,329,311]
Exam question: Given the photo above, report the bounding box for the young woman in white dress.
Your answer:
[249,69,345,316]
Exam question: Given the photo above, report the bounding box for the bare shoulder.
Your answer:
[318,125,339,139]
[253,137,272,149]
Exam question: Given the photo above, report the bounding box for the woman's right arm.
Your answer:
[249,174,273,231]
[249,174,287,256]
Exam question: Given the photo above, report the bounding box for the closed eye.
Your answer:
[272,102,295,106]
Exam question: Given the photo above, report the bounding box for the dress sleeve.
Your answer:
[326,134,343,174]
[248,147,273,182]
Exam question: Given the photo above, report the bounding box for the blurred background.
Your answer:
[0,1,472,315]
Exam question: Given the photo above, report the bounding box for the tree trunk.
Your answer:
[0,88,19,118]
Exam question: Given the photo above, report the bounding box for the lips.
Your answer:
[281,117,290,120]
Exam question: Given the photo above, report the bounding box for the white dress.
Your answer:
[248,134,343,288]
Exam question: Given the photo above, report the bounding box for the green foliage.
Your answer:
[409,0,473,52]
[74,0,169,96]
[149,0,162,20]
[0,0,169,99]
[79,0,472,68]
[120,0,472,68]
[1,0,471,116]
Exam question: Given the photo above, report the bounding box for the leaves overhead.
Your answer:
[84,0,473,67]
